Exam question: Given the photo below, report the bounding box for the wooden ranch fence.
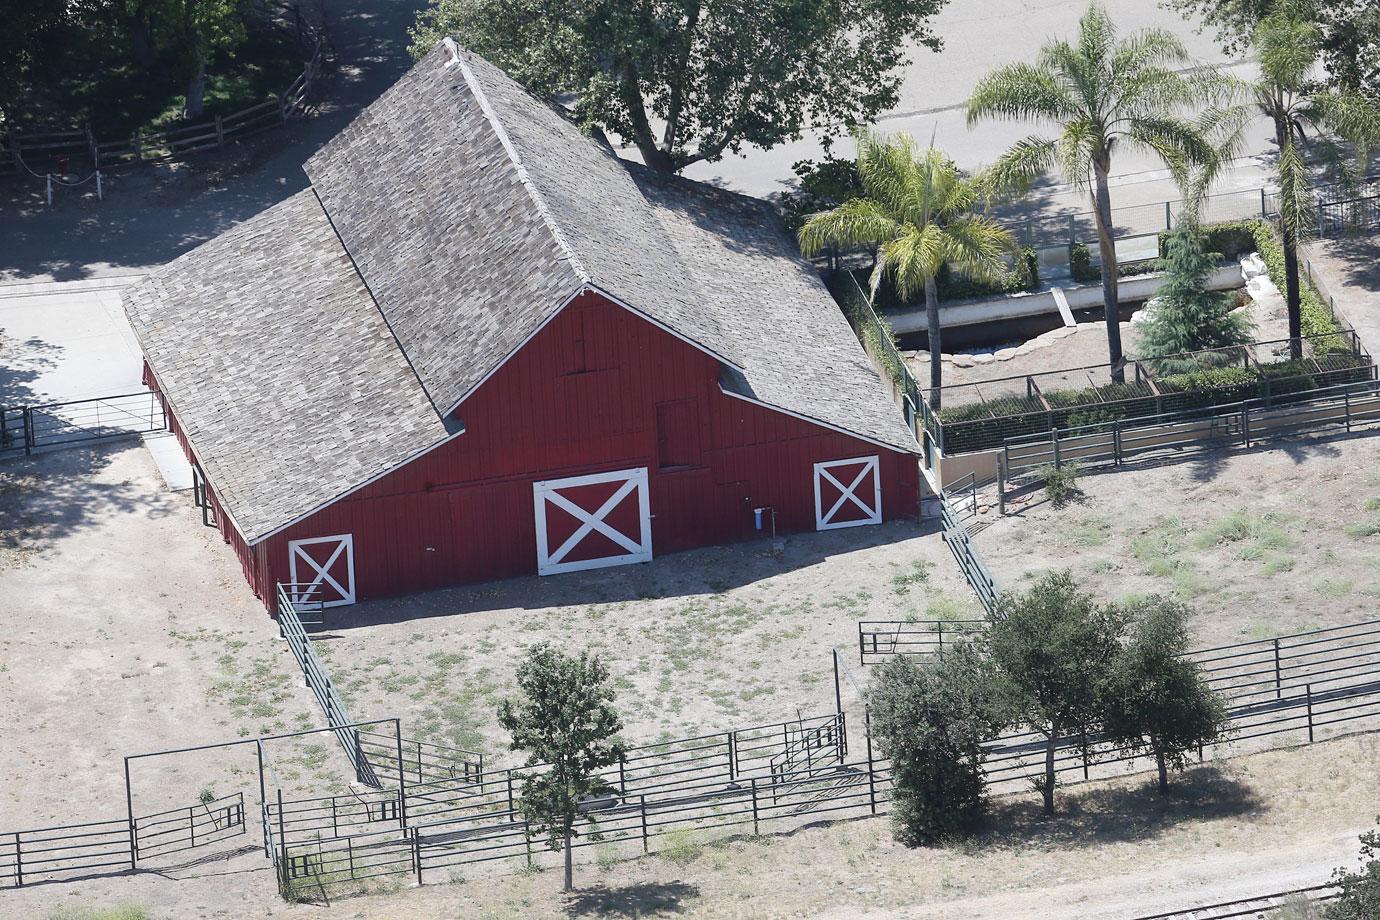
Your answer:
[1,32,325,180]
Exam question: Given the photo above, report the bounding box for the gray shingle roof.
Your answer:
[126,42,916,546]
[123,190,451,543]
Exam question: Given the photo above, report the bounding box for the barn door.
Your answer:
[288,534,356,606]
[813,456,882,531]
[534,468,652,575]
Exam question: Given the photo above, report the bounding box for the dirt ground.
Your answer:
[977,431,1380,649]
[315,510,975,757]
[0,443,350,830]
[16,734,1376,920]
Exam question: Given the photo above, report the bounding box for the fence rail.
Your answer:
[939,493,999,616]
[133,793,245,859]
[2,22,325,181]
[998,377,1380,502]
[0,391,167,457]
[275,583,378,787]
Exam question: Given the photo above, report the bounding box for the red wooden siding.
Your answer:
[158,292,919,608]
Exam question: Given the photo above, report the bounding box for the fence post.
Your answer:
[1113,419,1123,465]
[864,709,877,816]
[412,827,422,885]
[13,832,20,887]
[1081,732,1090,780]
[619,752,627,795]
[1052,427,1062,468]
[189,805,196,848]
[1345,388,1352,432]
[506,771,515,814]
[1261,187,1268,219]
[215,115,225,147]
[394,720,408,829]
[640,796,650,854]
[751,778,759,836]
[997,454,1006,515]
[1273,639,1282,699]
[1242,404,1251,448]
[124,755,137,869]
[937,620,945,660]
[727,732,737,782]
[23,407,33,456]
[832,649,843,717]
[1306,684,1314,743]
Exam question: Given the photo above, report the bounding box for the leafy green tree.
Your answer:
[408,0,948,174]
[1328,821,1380,919]
[967,2,1228,383]
[1219,10,1380,358]
[865,644,1006,845]
[498,644,625,892]
[1136,224,1254,362]
[781,154,864,236]
[797,131,1017,409]
[985,571,1124,816]
[0,0,72,128]
[1101,597,1228,795]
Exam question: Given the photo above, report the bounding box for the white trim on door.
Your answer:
[533,467,652,575]
[288,534,357,607]
[813,456,882,531]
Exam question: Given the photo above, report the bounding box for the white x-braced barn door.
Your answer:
[287,534,356,607]
[534,468,652,575]
[814,456,882,531]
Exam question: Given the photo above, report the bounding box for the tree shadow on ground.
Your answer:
[0,332,62,408]
[973,763,1264,851]
[1308,233,1380,291]
[0,441,175,560]
[564,881,701,918]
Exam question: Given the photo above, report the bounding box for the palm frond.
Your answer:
[966,63,1078,125]
[880,223,947,303]
[1274,137,1315,240]
[986,136,1058,194]
[1253,12,1319,93]
[797,198,903,257]
[941,214,1019,285]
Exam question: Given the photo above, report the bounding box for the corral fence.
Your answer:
[938,492,999,616]
[264,711,864,897]
[275,583,379,786]
[0,792,247,888]
[932,332,1375,457]
[0,5,327,187]
[857,618,987,665]
[997,376,1380,506]
[0,390,167,458]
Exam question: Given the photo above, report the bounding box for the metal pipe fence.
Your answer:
[997,376,1380,499]
[0,390,168,458]
[276,583,379,787]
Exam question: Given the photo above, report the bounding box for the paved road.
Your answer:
[0,0,1278,283]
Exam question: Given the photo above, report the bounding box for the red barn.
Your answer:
[123,41,920,610]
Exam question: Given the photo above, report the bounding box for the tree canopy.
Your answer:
[498,643,625,892]
[408,0,949,173]
[1136,224,1254,362]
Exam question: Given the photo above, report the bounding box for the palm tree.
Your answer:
[966,2,1226,383]
[798,131,1016,410]
[1229,10,1380,358]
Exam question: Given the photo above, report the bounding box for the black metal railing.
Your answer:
[0,391,167,457]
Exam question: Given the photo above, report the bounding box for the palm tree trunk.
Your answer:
[1092,155,1125,383]
[925,276,943,410]
[1275,120,1304,360]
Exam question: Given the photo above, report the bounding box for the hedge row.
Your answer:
[936,352,1373,454]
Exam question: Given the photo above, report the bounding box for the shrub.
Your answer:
[1040,462,1080,505]
[1069,242,1096,282]
[1327,822,1380,920]
[865,647,1005,845]
[1137,225,1254,359]
[781,155,864,235]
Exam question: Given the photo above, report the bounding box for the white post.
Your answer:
[45,174,52,208]
[96,170,103,200]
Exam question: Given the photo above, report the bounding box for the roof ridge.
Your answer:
[443,39,592,286]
